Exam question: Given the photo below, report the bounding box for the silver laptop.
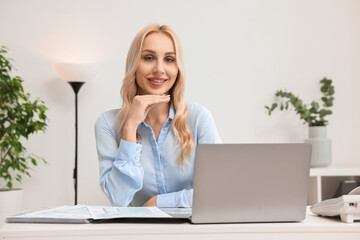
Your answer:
[162,143,312,224]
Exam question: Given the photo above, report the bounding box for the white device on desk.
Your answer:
[310,186,360,223]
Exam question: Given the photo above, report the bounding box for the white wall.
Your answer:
[0,0,359,209]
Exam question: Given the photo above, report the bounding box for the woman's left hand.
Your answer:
[143,195,157,207]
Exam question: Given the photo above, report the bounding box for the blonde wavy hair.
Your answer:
[117,24,193,169]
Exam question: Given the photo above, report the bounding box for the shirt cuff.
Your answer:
[117,139,142,162]
[156,190,190,208]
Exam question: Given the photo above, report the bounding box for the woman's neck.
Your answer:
[145,102,170,125]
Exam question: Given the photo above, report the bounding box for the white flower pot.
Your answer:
[0,189,23,226]
[304,126,332,168]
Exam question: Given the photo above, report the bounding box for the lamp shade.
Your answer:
[54,63,98,82]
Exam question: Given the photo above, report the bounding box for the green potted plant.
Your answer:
[0,46,48,224]
[265,77,334,167]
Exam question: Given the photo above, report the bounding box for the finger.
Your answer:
[133,95,169,105]
[142,96,170,107]
[140,94,170,98]
[136,94,170,98]
[143,98,170,116]
[144,104,154,116]
[144,97,169,107]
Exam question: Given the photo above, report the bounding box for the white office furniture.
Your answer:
[0,208,359,240]
[308,166,360,205]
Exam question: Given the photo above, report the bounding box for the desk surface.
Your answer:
[1,209,359,240]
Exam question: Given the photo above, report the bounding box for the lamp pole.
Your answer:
[68,81,85,205]
[55,62,98,206]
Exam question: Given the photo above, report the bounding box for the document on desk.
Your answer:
[6,205,171,224]
[88,206,170,220]
[6,205,93,223]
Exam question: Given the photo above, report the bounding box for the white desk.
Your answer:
[0,209,359,240]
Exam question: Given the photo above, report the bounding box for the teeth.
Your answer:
[151,80,165,83]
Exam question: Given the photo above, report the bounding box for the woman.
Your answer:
[95,24,221,208]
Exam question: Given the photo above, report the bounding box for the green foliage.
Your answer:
[0,46,48,190]
[265,78,334,126]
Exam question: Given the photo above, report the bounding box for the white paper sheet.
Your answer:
[88,206,171,219]
[10,205,92,220]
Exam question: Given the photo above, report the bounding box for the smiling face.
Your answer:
[135,32,178,95]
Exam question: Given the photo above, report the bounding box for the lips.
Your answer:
[148,77,167,86]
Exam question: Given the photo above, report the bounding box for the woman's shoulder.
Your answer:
[100,109,120,118]
[95,109,120,133]
[96,109,120,122]
[186,102,212,120]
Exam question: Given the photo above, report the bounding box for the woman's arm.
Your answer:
[95,113,144,206]
[156,189,193,207]
[95,95,170,206]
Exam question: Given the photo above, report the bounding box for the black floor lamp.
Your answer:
[54,63,98,205]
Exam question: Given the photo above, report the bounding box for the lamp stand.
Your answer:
[68,81,85,205]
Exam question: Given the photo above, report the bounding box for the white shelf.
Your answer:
[310,166,360,176]
[307,165,360,205]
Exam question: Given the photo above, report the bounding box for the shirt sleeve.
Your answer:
[94,113,144,207]
[156,189,193,208]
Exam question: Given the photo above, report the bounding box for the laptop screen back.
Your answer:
[191,144,311,223]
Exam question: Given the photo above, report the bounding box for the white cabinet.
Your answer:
[307,166,360,205]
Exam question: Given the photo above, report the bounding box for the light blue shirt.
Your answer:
[94,103,221,207]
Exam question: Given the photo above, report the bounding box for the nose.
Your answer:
[153,59,165,74]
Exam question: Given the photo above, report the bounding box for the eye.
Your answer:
[144,55,154,61]
[165,57,175,63]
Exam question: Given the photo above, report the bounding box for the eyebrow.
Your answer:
[142,49,176,55]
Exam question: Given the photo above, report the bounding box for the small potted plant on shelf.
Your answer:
[0,46,48,224]
[265,77,334,167]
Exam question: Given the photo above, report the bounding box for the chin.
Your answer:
[144,88,170,96]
